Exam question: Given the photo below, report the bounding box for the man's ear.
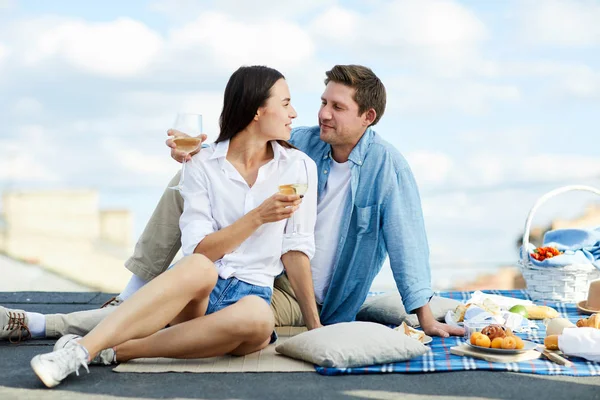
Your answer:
[364,108,377,126]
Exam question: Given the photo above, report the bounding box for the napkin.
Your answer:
[559,327,600,362]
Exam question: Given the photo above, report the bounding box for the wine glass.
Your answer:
[168,113,203,191]
[278,158,309,234]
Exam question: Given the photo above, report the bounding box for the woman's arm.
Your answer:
[194,193,302,262]
[281,251,322,330]
[179,155,302,261]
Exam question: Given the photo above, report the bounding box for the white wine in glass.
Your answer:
[173,137,202,153]
[168,113,203,191]
[279,159,309,234]
[278,184,308,196]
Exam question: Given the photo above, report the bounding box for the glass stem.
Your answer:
[179,159,187,190]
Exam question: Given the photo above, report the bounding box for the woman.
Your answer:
[30,66,319,388]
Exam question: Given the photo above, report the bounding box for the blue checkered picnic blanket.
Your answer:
[315,290,600,376]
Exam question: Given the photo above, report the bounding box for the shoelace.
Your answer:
[52,347,90,377]
[100,297,122,308]
[7,311,31,344]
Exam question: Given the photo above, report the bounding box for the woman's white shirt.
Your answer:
[179,140,317,288]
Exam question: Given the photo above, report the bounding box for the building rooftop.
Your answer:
[1,291,599,400]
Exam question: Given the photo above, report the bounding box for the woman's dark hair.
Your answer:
[216,65,285,143]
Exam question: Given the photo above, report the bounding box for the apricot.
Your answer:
[475,334,491,348]
[491,337,504,349]
[514,336,525,350]
[470,332,483,345]
[501,336,517,349]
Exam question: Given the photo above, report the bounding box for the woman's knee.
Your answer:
[233,296,274,340]
[173,254,217,294]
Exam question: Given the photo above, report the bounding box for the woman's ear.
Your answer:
[254,109,262,121]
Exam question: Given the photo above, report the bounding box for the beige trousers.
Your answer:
[44,173,305,338]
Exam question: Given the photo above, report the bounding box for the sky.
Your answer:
[1,0,599,290]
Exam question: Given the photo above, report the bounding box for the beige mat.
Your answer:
[113,326,315,373]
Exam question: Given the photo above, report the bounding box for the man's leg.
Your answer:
[124,172,184,282]
[45,308,118,339]
[270,274,307,327]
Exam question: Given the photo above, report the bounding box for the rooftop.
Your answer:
[1,292,599,400]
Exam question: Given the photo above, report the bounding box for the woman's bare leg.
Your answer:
[78,254,217,358]
[115,295,274,361]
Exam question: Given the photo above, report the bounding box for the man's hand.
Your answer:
[166,129,207,163]
[415,302,465,338]
[420,319,465,338]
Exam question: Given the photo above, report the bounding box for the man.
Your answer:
[0,65,463,341]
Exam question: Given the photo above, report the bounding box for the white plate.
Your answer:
[466,339,537,354]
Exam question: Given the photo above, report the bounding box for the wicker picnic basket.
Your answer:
[518,185,600,302]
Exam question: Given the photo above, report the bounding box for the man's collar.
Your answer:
[324,127,374,165]
[347,127,374,166]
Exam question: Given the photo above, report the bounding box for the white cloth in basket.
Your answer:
[520,227,600,269]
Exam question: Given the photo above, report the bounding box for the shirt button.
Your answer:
[323,170,328,174]
[358,161,362,165]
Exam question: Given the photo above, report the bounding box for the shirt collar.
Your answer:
[347,127,374,166]
[209,140,229,160]
[321,127,374,165]
[209,139,291,161]
[271,140,291,161]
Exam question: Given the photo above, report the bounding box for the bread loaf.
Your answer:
[544,334,559,350]
[525,305,559,320]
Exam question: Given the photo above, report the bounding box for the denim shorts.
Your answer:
[206,276,278,344]
[206,276,272,315]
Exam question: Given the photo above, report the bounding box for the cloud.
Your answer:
[0,42,7,66]
[108,141,176,177]
[167,12,315,72]
[11,97,44,115]
[387,75,520,114]
[0,0,14,10]
[481,61,600,100]
[9,17,163,77]
[309,0,487,75]
[519,0,600,47]
[151,0,335,20]
[520,154,600,181]
[0,125,60,182]
[405,151,454,186]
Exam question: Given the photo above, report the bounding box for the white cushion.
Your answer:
[275,321,428,368]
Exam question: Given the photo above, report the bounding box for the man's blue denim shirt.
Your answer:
[289,126,434,325]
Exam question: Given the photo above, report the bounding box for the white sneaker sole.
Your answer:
[30,356,60,388]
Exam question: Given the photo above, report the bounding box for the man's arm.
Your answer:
[382,164,464,337]
[281,251,322,330]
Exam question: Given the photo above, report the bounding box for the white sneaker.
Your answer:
[31,344,90,388]
[0,306,31,343]
[54,334,116,365]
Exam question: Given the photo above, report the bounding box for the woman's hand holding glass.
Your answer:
[253,193,302,225]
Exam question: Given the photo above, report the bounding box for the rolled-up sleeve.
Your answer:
[281,156,318,259]
[179,156,218,256]
[382,165,434,314]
